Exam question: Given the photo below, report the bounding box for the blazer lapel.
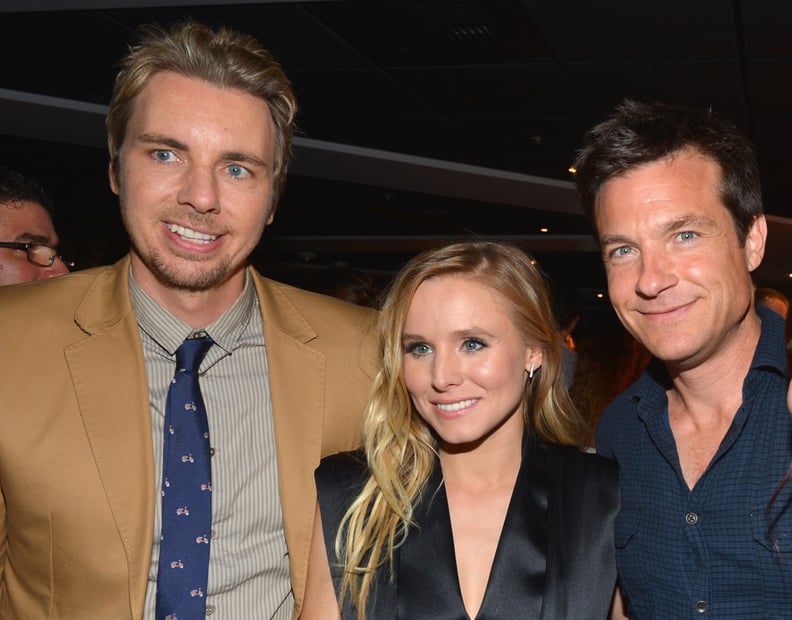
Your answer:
[399,439,549,620]
[397,463,469,619]
[395,438,550,619]
[479,437,548,619]
[68,257,155,617]
[252,272,326,605]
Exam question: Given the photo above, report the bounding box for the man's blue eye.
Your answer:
[228,164,249,178]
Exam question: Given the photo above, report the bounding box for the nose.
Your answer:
[635,249,677,298]
[431,348,463,391]
[176,165,221,214]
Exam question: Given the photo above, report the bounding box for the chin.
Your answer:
[151,256,235,292]
[436,431,490,452]
[651,342,705,366]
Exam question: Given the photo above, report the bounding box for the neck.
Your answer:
[439,422,524,489]
[666,312,761,421]
[131,261,246,328]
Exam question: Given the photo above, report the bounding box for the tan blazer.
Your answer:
[0,256,378,619]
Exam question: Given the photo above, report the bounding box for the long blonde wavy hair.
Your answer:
[335,241,587,616]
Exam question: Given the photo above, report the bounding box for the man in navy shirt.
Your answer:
[573,100,792,618]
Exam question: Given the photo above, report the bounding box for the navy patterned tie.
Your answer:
[156,335,214,619]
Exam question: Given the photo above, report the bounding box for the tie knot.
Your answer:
[175,335,214,373]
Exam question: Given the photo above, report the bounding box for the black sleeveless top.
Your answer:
[315,436,619,619]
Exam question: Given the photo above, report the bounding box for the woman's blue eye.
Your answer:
[463,339,484,352]
[405,342,432,356]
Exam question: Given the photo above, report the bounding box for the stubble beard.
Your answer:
[140,246,236,293]
[116,170,256,294]
[121,203,240,293]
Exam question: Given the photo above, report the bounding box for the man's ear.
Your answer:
[108,159,120,196]
[745,214,767,273]
[265,191,277,226]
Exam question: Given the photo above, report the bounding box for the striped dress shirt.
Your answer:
[130,270,293,619]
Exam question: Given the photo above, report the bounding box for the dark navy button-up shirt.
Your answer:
[597,308,792,619]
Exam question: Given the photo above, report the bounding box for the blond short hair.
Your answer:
[107,20,297,206]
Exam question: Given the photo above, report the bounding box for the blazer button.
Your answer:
[695,600,708,613]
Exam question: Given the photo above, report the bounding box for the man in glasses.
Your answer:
[0,166,69,284]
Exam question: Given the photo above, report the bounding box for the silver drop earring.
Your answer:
[529,363,535,380]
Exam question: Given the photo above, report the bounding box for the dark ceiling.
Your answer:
[2,0,792,302]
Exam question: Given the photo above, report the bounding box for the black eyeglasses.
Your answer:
[0,241,73,270]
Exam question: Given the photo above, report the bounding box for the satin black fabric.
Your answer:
[315,436,619,619]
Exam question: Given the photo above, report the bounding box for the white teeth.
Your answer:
[167,224,217,244]
[436,399,477,412]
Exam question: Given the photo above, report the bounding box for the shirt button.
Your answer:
[206,604,216,615]
[685,512,699,525]
[210,447,216,457]
[695,600,708,613]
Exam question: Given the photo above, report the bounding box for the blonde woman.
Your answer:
[302,242,618,618]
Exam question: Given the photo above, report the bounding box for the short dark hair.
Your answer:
[0,166,54,216]
[573,99,762,244]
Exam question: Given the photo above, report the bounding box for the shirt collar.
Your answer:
[631,306,788,422]
[129,267,259,356]
[751,306,788,376]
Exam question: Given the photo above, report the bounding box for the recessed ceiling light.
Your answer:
[540,227,549,233]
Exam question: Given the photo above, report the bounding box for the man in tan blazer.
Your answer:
[0,21,377,619]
